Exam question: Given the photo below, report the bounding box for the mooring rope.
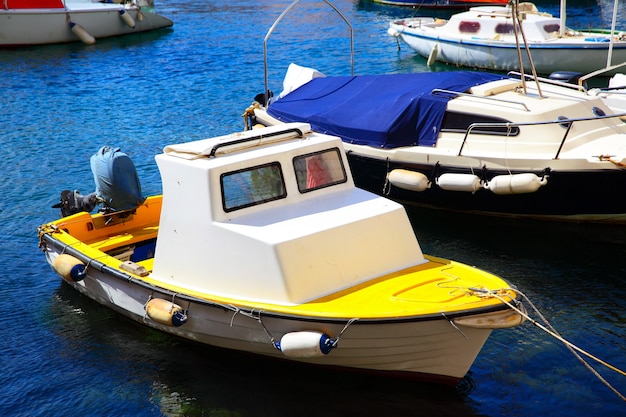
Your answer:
[471,287,626,402]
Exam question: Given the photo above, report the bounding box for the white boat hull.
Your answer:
[394,29,626,74]
[42,248,504,383]
[0,6,172,46]
[389,4,626,75]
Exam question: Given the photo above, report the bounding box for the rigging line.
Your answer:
[247,310,279,348]
[383,158,391,195]
[509,289,626,401]
[442,312,468,340]
[332,317,359,347]
[475,288,626,402]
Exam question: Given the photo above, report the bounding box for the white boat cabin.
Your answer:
[152,123,426,305]
[411,3,564,42]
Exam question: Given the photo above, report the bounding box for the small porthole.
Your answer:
[557,115,571,128]
[592,106,606,117]
[459,21,480,33]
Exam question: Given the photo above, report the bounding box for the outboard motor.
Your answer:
[52,190,99,217]
[90,146,145,212]
[52,146,144,217]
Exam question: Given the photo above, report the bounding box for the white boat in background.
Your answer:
[370,0,508,9]
[37,124,525,384]
[0,0,172,47]
[387,2,626,74]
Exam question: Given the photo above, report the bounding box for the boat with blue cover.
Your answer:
[247,63,626,223]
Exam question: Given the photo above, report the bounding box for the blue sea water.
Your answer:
[1,0,625,416]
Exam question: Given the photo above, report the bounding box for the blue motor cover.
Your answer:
[90,146,145,211]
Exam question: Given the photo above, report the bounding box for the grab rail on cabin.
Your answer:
[263,0,354,107]
[458,111,626,159]
[208,127,306,157]
[432,88,531,112]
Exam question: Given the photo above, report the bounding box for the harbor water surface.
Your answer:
[1,0,625,416]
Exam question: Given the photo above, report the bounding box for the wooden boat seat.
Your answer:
[88,226,158,253]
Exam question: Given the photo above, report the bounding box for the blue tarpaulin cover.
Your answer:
[267,71,504,148]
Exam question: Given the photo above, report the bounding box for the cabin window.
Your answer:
[221,162,286,212]
[441,111,520,136]
[458,21,480,34]
[495,23,515,34]
[543,24,560,34]
[293,148,347,193]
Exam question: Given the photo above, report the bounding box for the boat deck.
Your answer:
[44,194,517,320]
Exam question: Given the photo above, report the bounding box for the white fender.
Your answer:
[427,44,439,66]
[69,22,96,45]
[436,173,482,192]
[387,169,430,192]
[279,331,334,358]
[485,173,547,195]
[119,9,136,28]
[387,27,400,37]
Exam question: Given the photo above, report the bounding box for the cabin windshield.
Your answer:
[219,147,347,212]
[293,148,347,193]
[221,162,286,212]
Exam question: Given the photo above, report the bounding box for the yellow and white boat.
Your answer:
[37,123,524,384]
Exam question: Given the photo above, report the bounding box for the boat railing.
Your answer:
[432,88,531,112]
[578,62,626,92]
[263,0,354,106]
[459,111,626,159]
[592,89,626,98]
[506,71,589,93]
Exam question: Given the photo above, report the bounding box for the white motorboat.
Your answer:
[37,124,525,384]
[0,0,172,46]
[387,2,626,74]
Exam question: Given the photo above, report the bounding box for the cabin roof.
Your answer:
[152,125,425,305]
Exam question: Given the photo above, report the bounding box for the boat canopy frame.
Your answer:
[263,0,354,106]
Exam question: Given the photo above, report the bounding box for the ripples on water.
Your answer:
[0,0,624,416]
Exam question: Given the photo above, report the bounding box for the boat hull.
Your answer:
[40,235,516,383]
[0,7,172,46]
[394,29,626,75]
[371,0,507,9]
[346,151,626,223]
[389,2,626,76]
